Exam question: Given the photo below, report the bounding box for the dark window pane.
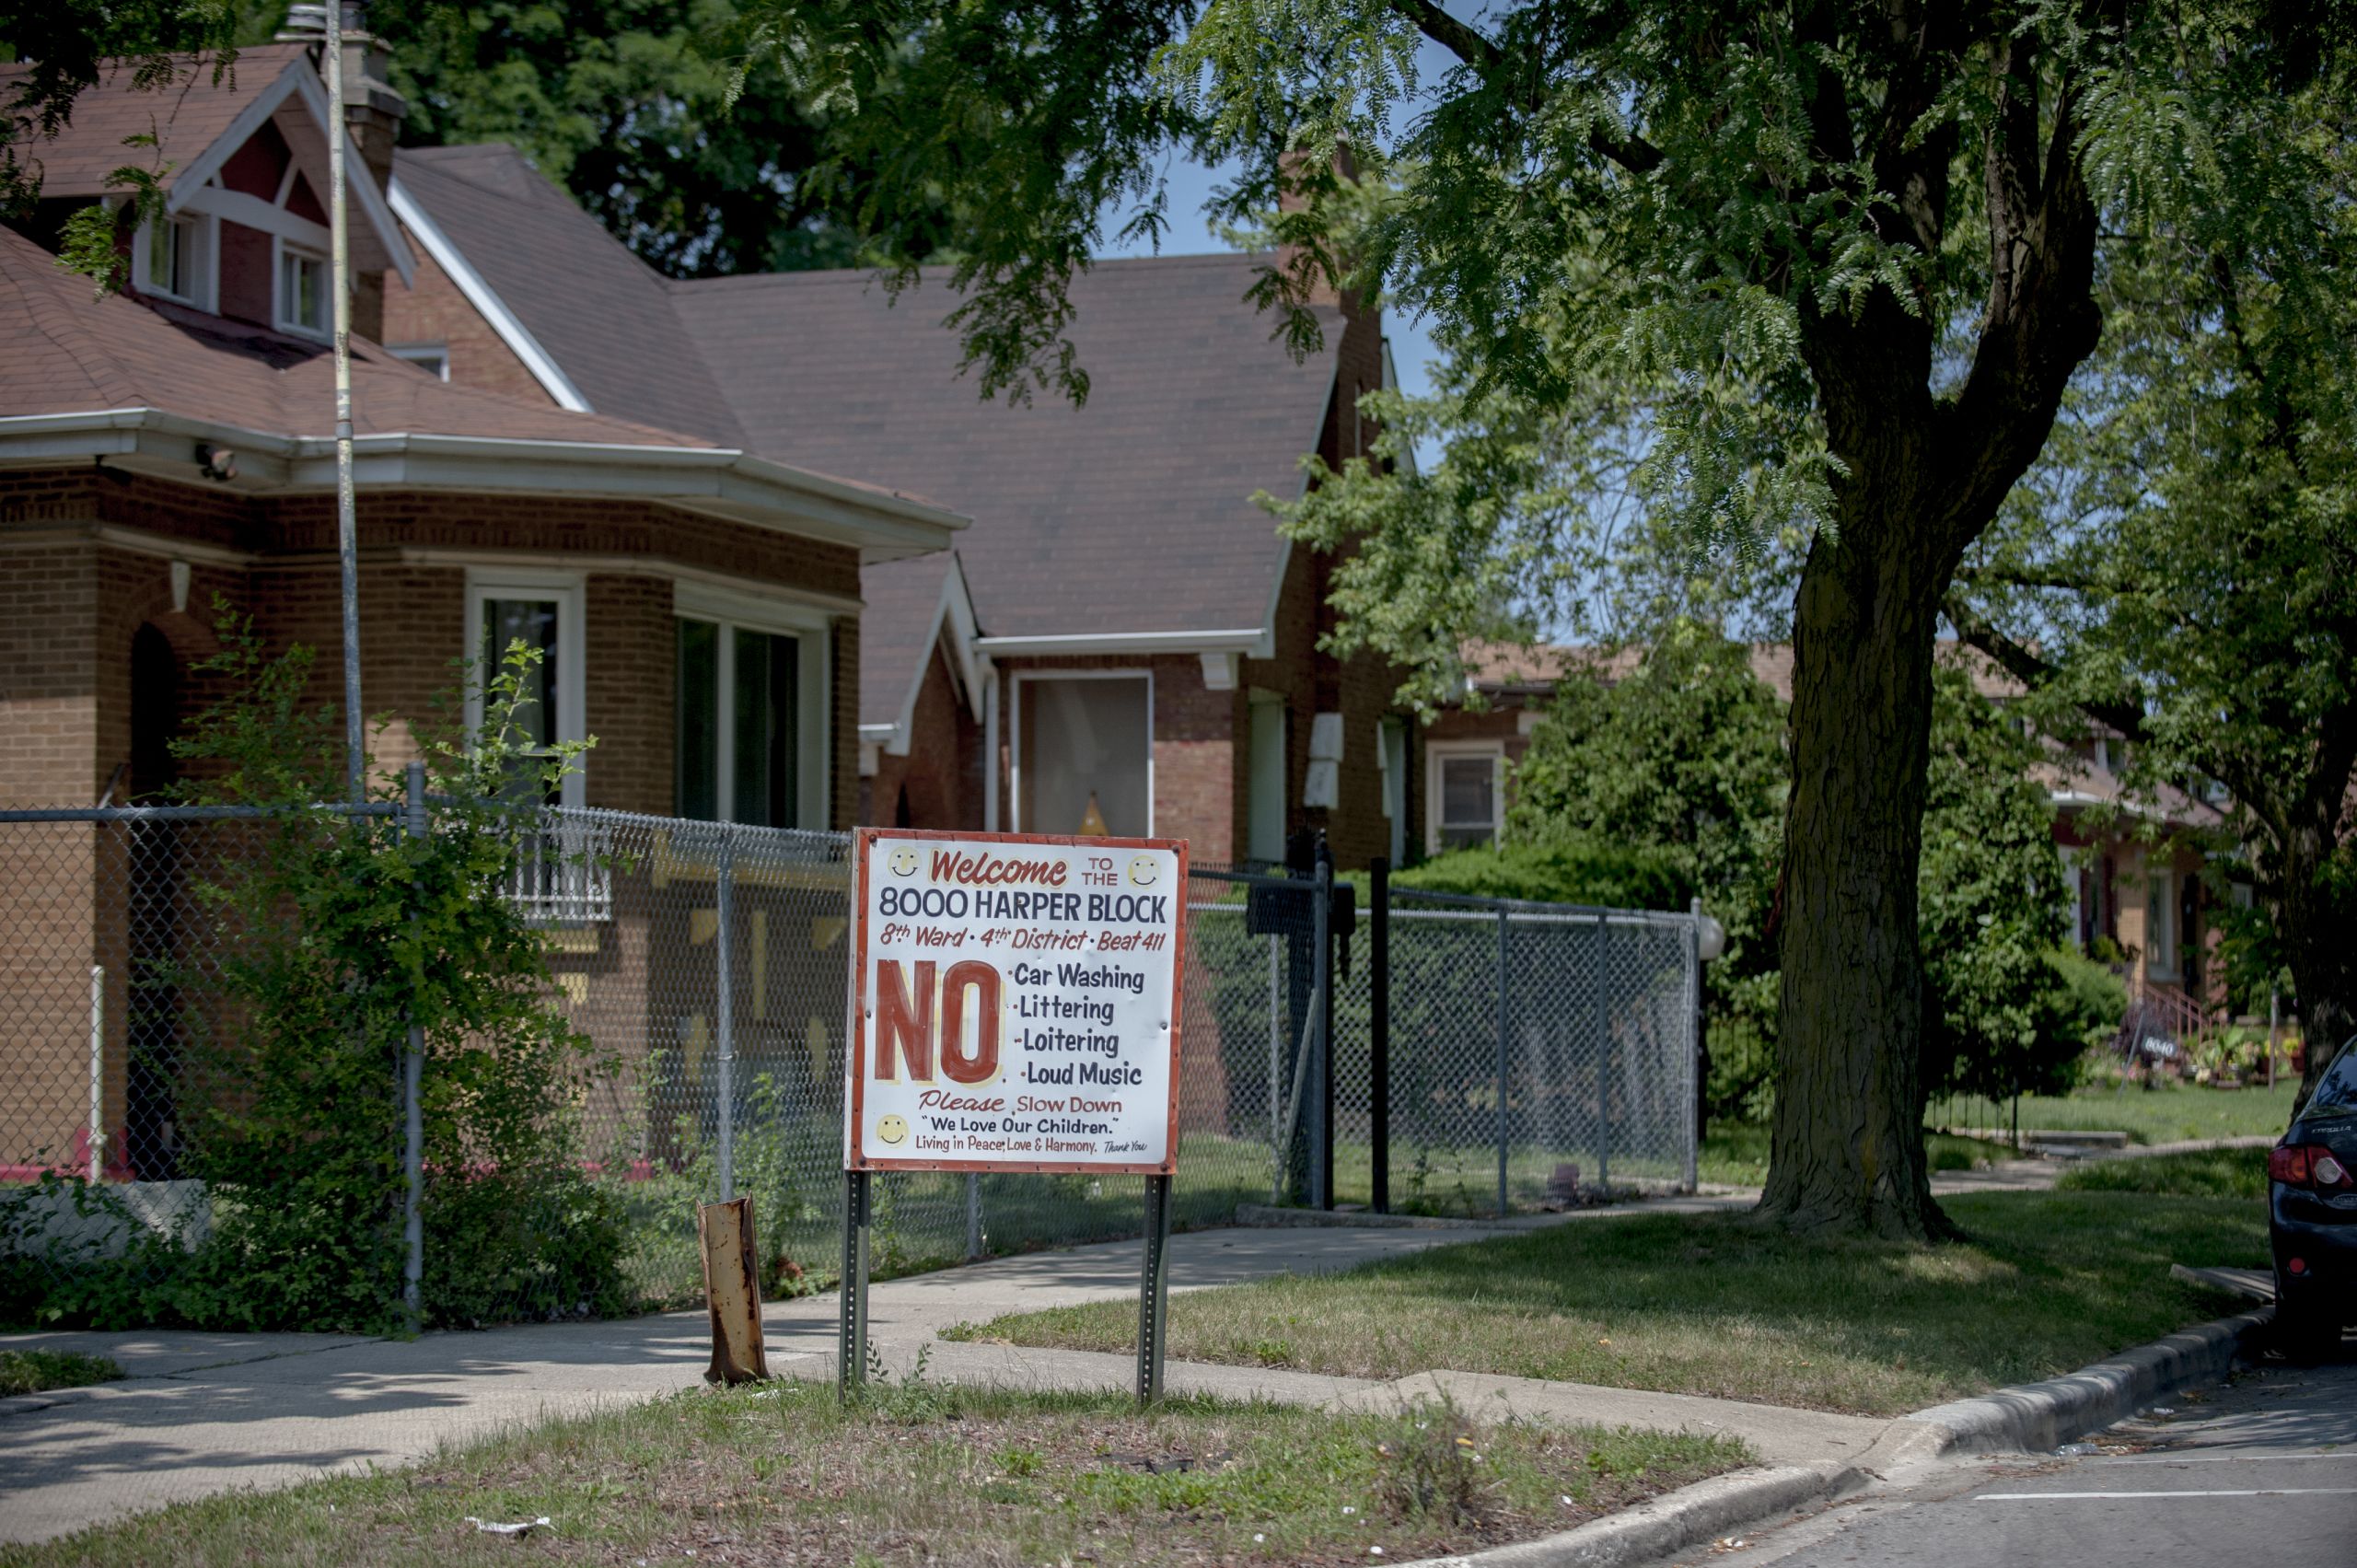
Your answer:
[1440,756,1494,829]
[731,629,798,826]
[482,598,559,750]
[676,619,719,820]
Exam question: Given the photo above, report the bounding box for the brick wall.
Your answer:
[867,645,984,830]
[1,469,865,819]
[377,229,556,405]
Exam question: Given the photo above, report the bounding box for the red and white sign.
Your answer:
[844,829,1189,1174]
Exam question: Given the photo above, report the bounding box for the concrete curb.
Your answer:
[1387,1301,2276,1566]
[0,1384,111,1419]
[1396,1460,1863,1568]
[1904,1304,2275,1455]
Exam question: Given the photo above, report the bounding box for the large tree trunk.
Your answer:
[1759,514,1955,1238]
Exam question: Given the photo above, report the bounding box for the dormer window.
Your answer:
[134,212,213,308]
[276,243,330,337]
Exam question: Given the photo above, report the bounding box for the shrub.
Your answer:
[6,616,627,1332]
[1391,835,1689,911]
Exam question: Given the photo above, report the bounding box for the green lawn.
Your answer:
[948,1191,2269,1418]
[2056,1147,2270,1201]
[1927,1079,2298,1144]
[0,1382,1747,1568]
[0,1350,121,1398]
[1698,1123,2007,1187]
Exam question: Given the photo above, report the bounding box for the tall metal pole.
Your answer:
[1369,856,1390,1214]
[1307,852,1331,1211]
[402,761,426,1330]
[1494,906,1510,1217]
[1594,912,1611,1193]
[326,3,364,802]
[715,827,736,1202]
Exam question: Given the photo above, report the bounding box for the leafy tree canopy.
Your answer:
[1951,39,2357,1099]
[2,2,954,283]
[371,1,955,276]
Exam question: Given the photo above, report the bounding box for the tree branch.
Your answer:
[1384,0,1661,172]
[1389,0,1498,68]
[1942,593,2150,745]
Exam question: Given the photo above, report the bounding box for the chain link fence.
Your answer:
[2,806,1701,1327]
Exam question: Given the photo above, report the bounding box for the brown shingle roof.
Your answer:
[391,145,747,446]
[671,255,1342,644]
[0,222,714,447]
[0,44,312,198]
[859,555,959,729]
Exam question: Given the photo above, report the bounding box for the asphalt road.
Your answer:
[1668,1347,2357,1568]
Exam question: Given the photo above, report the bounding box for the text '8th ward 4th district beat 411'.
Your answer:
[845,829,1190,1176]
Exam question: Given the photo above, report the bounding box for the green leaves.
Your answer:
[114,611,631,1332]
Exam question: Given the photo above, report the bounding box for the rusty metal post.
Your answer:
[699,1196,769,1385]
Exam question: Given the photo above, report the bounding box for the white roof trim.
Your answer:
[168,52,414,285]
[0,409,964,558]
[973,628,1265,656]
[388,175,588,412]
[878,555,988,754]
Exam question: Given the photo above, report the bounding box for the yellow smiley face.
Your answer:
[876,1114,909,1145]
[1128,855,1160,888]
[888,845,920,877]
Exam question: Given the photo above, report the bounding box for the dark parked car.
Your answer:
[2270,1035,2357,1358]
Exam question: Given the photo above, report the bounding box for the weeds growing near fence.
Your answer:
[0,617,628,1333]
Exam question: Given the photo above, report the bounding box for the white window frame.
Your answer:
[388,343,451,379]
[272,237,331,340]
[2144,863,2179,982]
[465,570,586,809]
[1378,716,1409,865]
[1425,739,1505,855]
[1010,668,1155,836]
[674,582,833,830]
[132,209,216,308]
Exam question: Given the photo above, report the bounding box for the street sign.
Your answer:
[836,828,1191,1406]
[843,828,1189,1174]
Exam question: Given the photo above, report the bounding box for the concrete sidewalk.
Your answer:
[0,1198,1859,1547]
[0,1217,1515,1543]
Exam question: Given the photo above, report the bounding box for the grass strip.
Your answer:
[949,1191,2268,1418]
[0,1350,122,1399]
[2,1381,1749,1568]
[2055,1147,2270,1200]
[1928,1080,2297,1144]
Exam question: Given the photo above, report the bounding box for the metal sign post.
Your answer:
[838,828,1190,1409]
[837,1168,871,1398]
[1136,1172,1173,1404]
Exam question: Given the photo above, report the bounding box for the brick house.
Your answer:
[0,42,964,1174]
[1434,639,2228,1018]
[375,143,1419,870]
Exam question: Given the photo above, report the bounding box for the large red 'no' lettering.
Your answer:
[874,959,934,1081]
[940,961,1002,1084]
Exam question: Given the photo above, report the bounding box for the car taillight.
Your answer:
[2271,1144,2355,1189]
